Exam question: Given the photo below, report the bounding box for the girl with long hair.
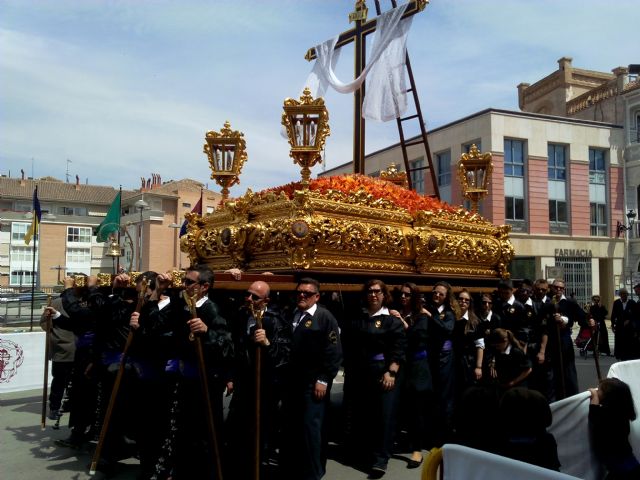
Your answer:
[392,282,432,468]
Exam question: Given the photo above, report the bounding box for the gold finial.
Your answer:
[349,1,368,23]
[380,163,409,188]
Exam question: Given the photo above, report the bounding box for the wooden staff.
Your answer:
[250,304,266,480]
[90,277,147,475]
[592,321,603,382]
[41,294,52,430]
[552,298,566,400]
[182,290,224,480]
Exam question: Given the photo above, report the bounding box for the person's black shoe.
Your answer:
[369,464,387,479]
[407,456,423,469]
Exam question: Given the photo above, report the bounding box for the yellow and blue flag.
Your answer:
[24,186,42,245]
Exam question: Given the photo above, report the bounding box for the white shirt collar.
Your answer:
[158,297,170,310]
[504,344,512,355]
[371,306,390,317]
[507,295,516,305]
[525,298,533,306]
[462,311,469,320]
[195,296,208,308]
[302,303,318,317]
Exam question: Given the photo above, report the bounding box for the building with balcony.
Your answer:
[0,173,220,288]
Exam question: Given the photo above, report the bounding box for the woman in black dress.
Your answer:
[342,279,406,478]
[453,288,484,394]
[425,280,459,445]
[589,295,611,355]
[392,282,431,468]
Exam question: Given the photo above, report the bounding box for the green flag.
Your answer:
[96,191,121,242]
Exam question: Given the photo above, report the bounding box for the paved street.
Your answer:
[1,349,616,480]
[1,384,427,480]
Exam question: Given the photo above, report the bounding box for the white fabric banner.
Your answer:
[304,2,413,122]
[608,359,640,459]
[440,443,580,480]
[549,391,604,480]
[0,332,50,394]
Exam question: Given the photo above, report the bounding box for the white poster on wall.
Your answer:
[0,332,50,394]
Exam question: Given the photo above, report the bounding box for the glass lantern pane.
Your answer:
[306,115,319,147]
[224,146,235,171]
[213,146,224,172]
[293,115,304,146]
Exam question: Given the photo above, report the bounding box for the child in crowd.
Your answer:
[589,378,640,479]
[486,328,532,389]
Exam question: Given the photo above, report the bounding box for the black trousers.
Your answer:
[49,361,73,411]
[281,382,330,480]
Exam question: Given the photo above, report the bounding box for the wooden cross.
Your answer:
[305,0,427,174]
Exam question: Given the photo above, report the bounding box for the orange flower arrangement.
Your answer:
[257,174,457,216]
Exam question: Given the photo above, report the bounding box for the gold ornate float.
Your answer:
[181,90,514,280]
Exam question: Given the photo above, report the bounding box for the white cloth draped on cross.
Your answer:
[304,2,413,122]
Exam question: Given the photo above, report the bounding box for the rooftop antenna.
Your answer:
[66,159,72,183]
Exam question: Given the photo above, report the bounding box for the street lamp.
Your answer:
[617,209,637,297]
[168,223,182,270]
[616,209,636,237]
[134,199,149,272]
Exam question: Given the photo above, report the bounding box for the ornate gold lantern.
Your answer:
[204,120,248,203]
[458,144,493,213]
[281,87,330,188]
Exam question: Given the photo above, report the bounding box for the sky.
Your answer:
[1,0,638,197]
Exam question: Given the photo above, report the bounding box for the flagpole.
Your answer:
[116,186,122,273]
[29,186,40,332]
[29,227,37,332]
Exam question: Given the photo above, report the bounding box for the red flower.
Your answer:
[253,175,459,217]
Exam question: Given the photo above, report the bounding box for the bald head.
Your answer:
[250,281,270,299]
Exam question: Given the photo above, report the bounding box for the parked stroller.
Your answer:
[575,323,598,358]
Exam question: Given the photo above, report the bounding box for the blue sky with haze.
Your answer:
[1,0,638,196]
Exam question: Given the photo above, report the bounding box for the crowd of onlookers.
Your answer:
[40,271,640,479]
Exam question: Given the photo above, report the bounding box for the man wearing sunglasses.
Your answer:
[226,280,291,476]
[149,265,233,479]
[281,277,342,480]
[545,278,585,400]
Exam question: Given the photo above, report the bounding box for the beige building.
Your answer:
[0,173,220,288]
[519,57,640,291]
[321,91,628,305]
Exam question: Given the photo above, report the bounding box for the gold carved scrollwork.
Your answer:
[186,172,514,278]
